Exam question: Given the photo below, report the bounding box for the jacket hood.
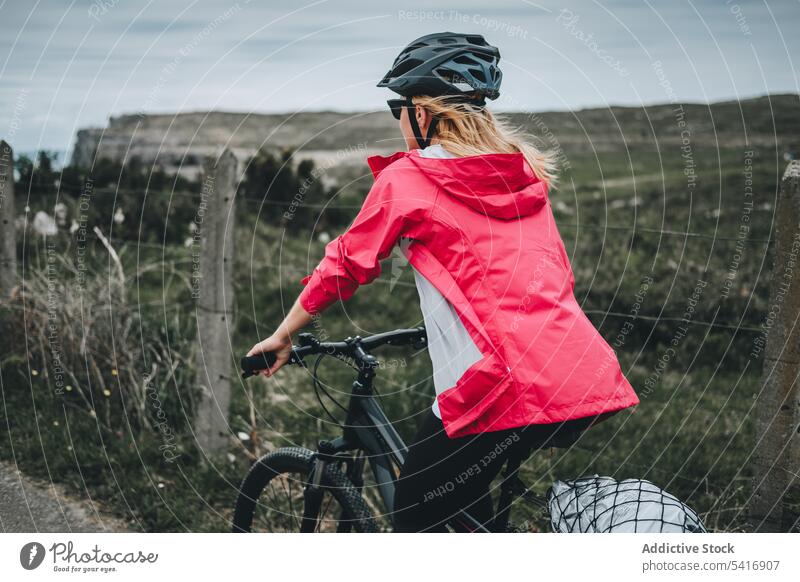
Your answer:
[367,149,548,220]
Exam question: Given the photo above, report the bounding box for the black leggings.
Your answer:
[392,410,597,532]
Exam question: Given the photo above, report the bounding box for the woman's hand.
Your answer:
[245,297,314,378]
[246,334,293,377]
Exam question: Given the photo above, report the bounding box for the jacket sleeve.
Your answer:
[298,173,429,315]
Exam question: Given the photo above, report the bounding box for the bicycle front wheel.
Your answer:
[232,447,378,533]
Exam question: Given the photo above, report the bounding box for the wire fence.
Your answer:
[78,186,773,243]
[28,182,773,340]
[34,182,773,337]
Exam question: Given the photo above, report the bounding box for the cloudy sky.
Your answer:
[1,0,798,155]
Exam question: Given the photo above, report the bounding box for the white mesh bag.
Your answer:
[547,475,707,533]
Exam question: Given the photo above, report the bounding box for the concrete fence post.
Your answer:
[748,160,800,532]
[0,140,16,298]
[194,148,238,456]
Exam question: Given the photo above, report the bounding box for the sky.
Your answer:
[1,0,798,155]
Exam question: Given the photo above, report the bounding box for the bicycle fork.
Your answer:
[301,438,358,533]
[301,457,327,533]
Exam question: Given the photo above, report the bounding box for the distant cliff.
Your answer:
[70,110,398,179]
[70,95,799,178]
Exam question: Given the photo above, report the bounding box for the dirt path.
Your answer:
[0,461,130,532]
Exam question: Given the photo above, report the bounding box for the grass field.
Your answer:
[1,98,798,531]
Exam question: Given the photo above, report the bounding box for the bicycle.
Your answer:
[232,326,564,533]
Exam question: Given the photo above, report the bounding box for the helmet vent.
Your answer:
[470,68,486,83]
[393,58,423,77]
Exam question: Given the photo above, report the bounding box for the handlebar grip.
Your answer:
[241,352,278,379]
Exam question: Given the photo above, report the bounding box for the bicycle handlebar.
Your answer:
[240,326,427,379]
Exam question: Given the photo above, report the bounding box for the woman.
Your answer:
[247,32,639,532]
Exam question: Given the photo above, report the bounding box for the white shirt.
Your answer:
[401,144,483,419]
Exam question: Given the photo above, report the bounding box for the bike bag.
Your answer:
[547,475,707,533]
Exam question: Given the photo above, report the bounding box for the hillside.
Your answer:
[70,94,799,180]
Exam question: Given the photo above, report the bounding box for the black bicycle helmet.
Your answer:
[378,32,502,101]
[378,32,502,149]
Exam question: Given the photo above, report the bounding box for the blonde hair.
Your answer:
[412,95,558,186]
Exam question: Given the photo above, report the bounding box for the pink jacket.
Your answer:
[299,149,639,438]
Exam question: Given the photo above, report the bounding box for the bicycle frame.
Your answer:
[241,327,529,532]
[298,331,493,533]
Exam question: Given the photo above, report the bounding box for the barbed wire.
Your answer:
[558,222,771,244]
[89,238,764,334]
[44,172,776,339]
[70,187,774,245]
[582,310,763,333]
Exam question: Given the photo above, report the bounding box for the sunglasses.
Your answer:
[387,96,486,120]
[387,98,409,120]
